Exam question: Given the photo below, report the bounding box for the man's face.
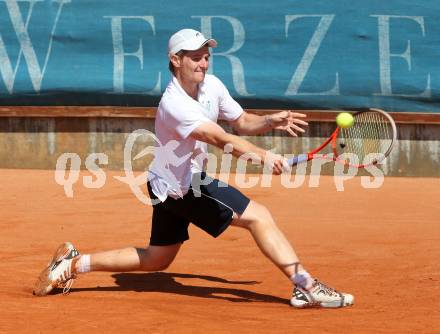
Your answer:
[175,46,210,84]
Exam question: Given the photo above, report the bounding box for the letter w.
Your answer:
[0,0,70,93]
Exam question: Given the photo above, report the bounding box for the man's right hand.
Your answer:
[264,151,289,175]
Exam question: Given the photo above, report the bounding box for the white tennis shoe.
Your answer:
[290,279,354,308]
[33,242,80,296]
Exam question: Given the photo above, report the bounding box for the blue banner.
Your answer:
[0,0,439,111]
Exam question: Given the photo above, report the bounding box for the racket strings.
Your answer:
[339,111,394,163]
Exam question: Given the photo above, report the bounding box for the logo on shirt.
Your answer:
[200,99,211,112]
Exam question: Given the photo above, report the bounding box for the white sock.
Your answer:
[291,270,313,290]
[76,254,91,274]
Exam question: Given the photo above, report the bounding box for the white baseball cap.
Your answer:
[168,29,217,56]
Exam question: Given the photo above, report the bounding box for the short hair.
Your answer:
[168,50,185,75]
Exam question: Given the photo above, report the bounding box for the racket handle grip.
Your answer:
[288,154,309,166]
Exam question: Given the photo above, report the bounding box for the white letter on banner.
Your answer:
[193,15,253,97]
[105,16,161,94]
[372,15,431,97]
[285,15,339,96]
[0,0,70,94]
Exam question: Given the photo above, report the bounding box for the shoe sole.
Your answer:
[291,298,354,308]
[33,243,73,296]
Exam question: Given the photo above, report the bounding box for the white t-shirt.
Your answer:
[148,74,244,202]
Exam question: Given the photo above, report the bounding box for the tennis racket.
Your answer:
[287,108,397,168]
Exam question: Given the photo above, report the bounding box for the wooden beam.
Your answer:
[0,106,157,118]
[0,106,439,124]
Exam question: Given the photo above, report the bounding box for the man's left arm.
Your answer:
[229,110,308,136]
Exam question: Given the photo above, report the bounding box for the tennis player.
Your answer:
[34,28,354,308]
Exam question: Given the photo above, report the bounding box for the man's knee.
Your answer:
[138,244,181,271]
[153,260,173,272]
[232,201,274,230]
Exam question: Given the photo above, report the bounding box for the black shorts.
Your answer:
[147,172,250,246]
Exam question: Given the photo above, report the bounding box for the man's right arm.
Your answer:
[190,121,286,175]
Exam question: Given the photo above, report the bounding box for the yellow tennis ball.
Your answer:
[336,112,354,128]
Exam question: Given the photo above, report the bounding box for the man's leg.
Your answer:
[230,200,304,279]
[33,243,182,296]
[76,243,182,273]
[231,200,354,308]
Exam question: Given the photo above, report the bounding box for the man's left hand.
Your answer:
[266,111,308,137]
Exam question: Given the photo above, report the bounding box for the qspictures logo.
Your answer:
[54,129,387,205]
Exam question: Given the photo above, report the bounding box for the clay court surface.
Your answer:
[0,169,439,333]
